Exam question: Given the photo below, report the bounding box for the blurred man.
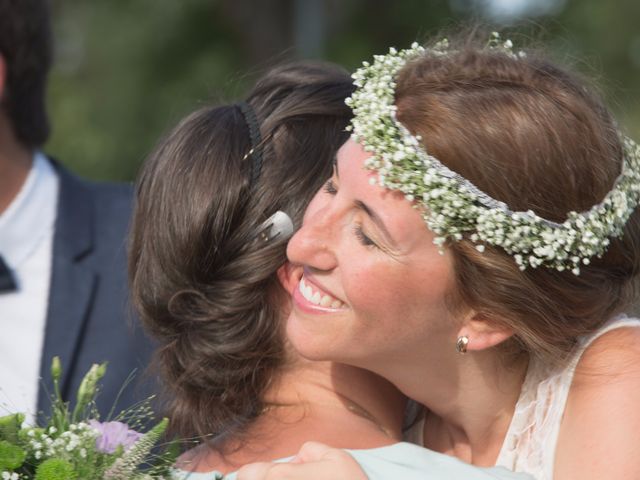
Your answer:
[0,0,153,421]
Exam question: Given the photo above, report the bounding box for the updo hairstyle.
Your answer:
[129,61,354,442]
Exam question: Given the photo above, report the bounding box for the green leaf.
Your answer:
[0,439,27,470]
[0,413,24,443]
[34,458,78,480]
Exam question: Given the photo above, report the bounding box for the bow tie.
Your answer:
[0,254,17,293]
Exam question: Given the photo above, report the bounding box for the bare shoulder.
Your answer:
[554,324,640,479]
[575,323,640,381]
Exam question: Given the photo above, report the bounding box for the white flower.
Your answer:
[345,41,640,274]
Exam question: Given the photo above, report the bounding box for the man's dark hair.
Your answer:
[0,0,53,147]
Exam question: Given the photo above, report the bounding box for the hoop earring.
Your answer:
[456,336,469,354]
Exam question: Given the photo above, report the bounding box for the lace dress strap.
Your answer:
[495,315,640,480]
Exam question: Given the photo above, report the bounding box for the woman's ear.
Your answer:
[277,262,302,294]
[455,312,514,352]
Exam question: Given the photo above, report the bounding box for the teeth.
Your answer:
[298,277,344,308]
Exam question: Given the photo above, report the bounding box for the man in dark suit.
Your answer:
[0,0,154,421]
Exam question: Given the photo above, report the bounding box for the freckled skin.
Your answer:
[286,139,459,381]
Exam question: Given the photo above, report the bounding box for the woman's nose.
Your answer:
[287,204,338,272]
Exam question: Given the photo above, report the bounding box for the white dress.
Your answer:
[405,315,640,480]
[494,315,640,479]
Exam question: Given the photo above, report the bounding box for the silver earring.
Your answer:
[456,335,469,354]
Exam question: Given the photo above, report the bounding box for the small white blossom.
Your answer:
[345,41,640,274]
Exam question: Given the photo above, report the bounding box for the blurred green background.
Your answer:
[47,0,640,181]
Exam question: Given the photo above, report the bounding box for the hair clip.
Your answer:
[258,211,294,242]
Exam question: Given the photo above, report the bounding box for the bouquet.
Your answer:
[0,357,177,479]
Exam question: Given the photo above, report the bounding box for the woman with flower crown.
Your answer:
[237,32,640,480]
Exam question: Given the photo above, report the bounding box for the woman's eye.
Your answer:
[323,179,338,195]
[354,225,378,248]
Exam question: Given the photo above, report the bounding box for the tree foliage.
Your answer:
[47,0,640,181]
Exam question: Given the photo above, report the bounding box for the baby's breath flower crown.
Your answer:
[345,36,640,275]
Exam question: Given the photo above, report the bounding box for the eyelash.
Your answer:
[323,179,337,195]
[323,179,378,249]
[354,225,378,248]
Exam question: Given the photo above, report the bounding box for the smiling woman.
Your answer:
[287,139,459,372]
[273,32,640,480]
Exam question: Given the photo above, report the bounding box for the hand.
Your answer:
[236,441,368,480]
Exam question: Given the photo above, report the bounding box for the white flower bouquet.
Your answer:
[0,357,177,479]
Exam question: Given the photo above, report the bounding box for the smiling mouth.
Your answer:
[298,276,346,309]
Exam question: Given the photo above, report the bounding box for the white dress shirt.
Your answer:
[0,152,59,423]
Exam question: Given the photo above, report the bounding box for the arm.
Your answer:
[554,326,640,479]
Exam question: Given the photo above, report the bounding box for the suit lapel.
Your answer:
[37,162,97,413]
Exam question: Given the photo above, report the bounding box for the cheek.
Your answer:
[342,250,455,339]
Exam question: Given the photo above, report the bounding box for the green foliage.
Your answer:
[34,458,77,480]
[0,413,25,443]
[47,0,640,182]
[0,440,26,470]
[0,358,176,479]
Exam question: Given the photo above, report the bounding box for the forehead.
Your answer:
[336,138,433,248]
[336,138,376,180]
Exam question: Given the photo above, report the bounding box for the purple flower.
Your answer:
[89,420,143,454]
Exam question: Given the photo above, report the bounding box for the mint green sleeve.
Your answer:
[348,443,533,480]
[171,443,532,480]
[170,468,226,480]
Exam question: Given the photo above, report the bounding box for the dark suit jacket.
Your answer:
[36,161,155,418]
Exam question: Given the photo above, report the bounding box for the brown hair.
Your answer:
[0,0,52,147]
[129,61,354,442]
[394,33,640,365]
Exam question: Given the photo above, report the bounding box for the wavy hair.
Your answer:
[129,62,354,443]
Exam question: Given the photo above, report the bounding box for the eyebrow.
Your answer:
[334,155,398,248]
[353,199,398,248]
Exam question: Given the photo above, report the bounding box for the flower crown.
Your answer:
[345,37,640,275]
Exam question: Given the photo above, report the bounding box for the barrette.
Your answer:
[258,211,294,242]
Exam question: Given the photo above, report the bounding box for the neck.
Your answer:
[268,359,406,440]
[0,118,33,214]
[181,359,406,474]
[389,348,527,466]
